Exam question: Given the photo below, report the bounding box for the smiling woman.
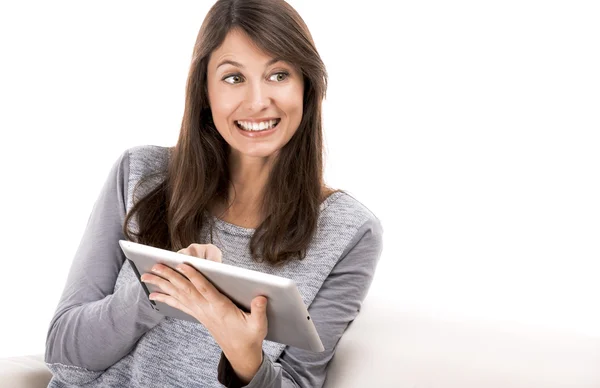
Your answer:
[43,0,383,387]
[207,28,305,180]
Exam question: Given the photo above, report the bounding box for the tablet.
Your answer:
[119,240,324,352]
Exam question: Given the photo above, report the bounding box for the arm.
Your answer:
[44,150,164,385]
[218,216,384,387]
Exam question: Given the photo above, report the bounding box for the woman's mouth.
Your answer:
[235,118,281,132]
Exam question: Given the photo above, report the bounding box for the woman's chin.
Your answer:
[231,145,281,160]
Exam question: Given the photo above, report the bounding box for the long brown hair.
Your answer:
[123,0,338,266]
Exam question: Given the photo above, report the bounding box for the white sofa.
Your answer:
[1,297,599,387]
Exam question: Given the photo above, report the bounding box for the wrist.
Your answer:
[225,348,263,384]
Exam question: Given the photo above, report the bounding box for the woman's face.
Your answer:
[206,29,304,160]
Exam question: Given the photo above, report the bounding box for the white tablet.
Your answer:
[119,240,324,352]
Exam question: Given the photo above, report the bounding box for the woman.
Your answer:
[45,0,383,387]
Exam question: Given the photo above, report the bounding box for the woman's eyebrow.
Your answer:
[216,57,284,70]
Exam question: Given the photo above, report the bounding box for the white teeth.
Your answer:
[236,119,279,131]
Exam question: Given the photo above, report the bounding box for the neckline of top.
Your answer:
[207,191,344,237]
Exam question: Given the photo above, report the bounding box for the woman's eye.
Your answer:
[269,72,289,82]
[223,75,244,84]
[223,72,288,84]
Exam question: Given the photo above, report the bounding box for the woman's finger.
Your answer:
[176,264,225,305]
[203,244,223,263]
[178,243,222,263]
[141,272,179,297]
[144,265,207,304]
[149,292,197,318]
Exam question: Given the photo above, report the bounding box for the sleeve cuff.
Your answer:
[218,350,278,388]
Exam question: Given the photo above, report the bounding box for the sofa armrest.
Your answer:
[0,354,51,388]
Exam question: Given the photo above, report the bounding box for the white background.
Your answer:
[0,0,598,358]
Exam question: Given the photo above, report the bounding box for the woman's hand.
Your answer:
[139,243,267,383]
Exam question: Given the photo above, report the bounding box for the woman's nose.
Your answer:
[246,82,271,112]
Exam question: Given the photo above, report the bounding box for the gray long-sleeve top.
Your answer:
[44,145,383,387]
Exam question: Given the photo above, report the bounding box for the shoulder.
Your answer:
[117,145,171,209]
[124,145,171,175]
[321,191,382,236]
[316,191,383,294]
[318,191,383,266]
